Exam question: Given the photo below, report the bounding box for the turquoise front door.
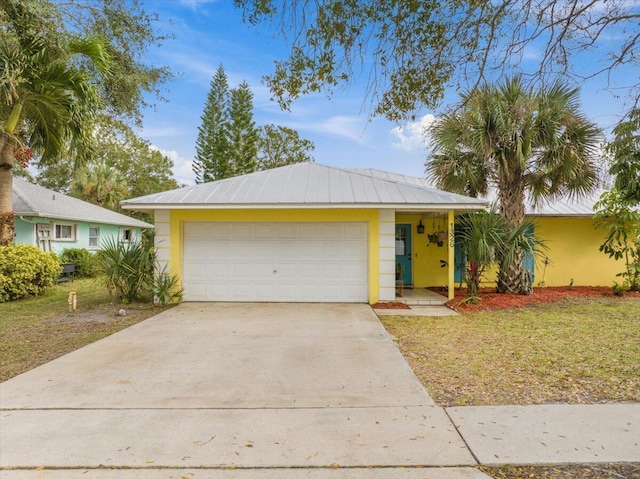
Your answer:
[395,224,412,285]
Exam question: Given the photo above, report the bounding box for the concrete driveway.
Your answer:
[0,303,482,478]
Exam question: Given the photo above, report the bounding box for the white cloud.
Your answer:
[390,114,437,152]
[290,115,368,142]
[179,0,218,9]
[142,126,184,139]
[151,146,196,186]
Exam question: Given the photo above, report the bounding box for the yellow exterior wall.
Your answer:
[395,214,449,288]
[405,215,617,290]
[168,209,381,303]
[534,217,619,287]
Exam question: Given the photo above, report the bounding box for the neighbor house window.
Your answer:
[119,228,133,243]
[89,226,100,248]
[54,223,76,241]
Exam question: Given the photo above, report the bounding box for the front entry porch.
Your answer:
[394,211,456,302]
[395,288,448,306]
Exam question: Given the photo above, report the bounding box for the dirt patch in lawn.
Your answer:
[48,302,158,324]
[447,286,640,312]
[1,302,169,382]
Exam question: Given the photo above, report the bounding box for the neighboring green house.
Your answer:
[12,178,152,255]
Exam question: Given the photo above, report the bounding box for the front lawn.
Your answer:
[0,278,170,382]
[380,296,640,406]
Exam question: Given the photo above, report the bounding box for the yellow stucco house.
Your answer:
[121,163,617,304]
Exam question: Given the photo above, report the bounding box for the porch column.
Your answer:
[378,209,396,301]
[447,210,455,300]
[154,210,171,274]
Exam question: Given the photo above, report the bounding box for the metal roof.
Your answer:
[13,178,153,228]
[526,192,603,216]
[121,162,488,211]
[355,168,608,216]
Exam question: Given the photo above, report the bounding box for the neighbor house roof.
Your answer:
[121,162,488,211]
[356,168,610,216]
[13,178,152,228]
[525,191,606,216]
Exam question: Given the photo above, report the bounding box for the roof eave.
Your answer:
[17,212,153,228]
[122,202,488,211]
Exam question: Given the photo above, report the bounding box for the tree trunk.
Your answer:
[0,133,15,245]
[496,180,532,294]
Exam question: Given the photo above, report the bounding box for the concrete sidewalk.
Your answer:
[447,404,640,465]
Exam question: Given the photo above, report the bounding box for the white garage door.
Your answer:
[182,222,369,302]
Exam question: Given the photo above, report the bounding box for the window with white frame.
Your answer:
[119,228,133,243]
[89,226,100,248]
[54,223,76,241]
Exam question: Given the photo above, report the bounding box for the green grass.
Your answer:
[380,297,640,406]
[0,278,170,381]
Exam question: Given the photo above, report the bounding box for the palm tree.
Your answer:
[72,162,128,210]
[427,76,601,294]
[0,31,109,244]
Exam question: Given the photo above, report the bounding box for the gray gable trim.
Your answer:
[121,162,488,211]
[13,178,153,228]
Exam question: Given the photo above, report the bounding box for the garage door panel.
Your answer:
[184,262,206,279]
[253,241,275,258]
[274,283,298,301]
[183,240,208,259]
[341,241,366,256]
[277,223,298,238]
[322,223,343,237]
[298,223,322,238]
[304,242,324,258]
[345,223,367,237]
[183,223,209,238]
[183,222,368,302]
[275,240,298,259]
[255,284,275,298]
[321,242,343,258]
[275,263,297,280]
[206,263,229,280]
[231,223,253,237]
[232,262,259,279]
[254,223,276,238]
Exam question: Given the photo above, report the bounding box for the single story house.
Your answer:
[122,163,620,304]
[121,162,487,304]
[13,177,152,255]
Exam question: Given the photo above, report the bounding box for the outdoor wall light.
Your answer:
[417,220,425,234]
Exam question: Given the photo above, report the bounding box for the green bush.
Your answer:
[152,264,184,305]
[0,244,61,302]
[95,238,183,304]
[59,248,99,278]
[95,238,154,302]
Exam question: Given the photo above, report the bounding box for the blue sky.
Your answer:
[139,1,636,185]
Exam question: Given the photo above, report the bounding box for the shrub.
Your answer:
[95,238,154,303]
[59,248,99,278]
[0,244,61,302]
[151,264,184,305]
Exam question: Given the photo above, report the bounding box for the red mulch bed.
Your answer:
[447,286,640,312]
[371,301,411,309]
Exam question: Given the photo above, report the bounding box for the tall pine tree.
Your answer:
[228,81,258,175]
[193,65,230,183]
[193,65,315,182]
